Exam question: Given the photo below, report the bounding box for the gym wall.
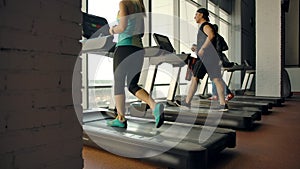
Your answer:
[256,0,282,97]
[0,0,83,168]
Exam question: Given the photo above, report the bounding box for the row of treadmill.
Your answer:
[80,13,287,169]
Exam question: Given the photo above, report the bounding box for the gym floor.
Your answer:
[82,93,300,169]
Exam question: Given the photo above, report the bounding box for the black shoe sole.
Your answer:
[156,112,164,128]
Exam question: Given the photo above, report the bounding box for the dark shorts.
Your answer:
[193,59,207,79]
[193,52,222,80]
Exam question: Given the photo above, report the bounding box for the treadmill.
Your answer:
[222,65,285,107]
[130,33,261,130]
[179,74,271,114]
[83,108,235,169]
[188,61,274,114]
[80,24,236,168]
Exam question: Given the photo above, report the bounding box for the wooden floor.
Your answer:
[82,94,300,169]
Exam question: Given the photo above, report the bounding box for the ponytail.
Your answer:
[137,0,146,16]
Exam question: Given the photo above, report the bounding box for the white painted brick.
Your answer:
[0,0,83,168]
[57,138,83,157]
[0,128,82,168]
[0,0,4,8]
[0,93,33,112]
[60,108,82,126]
[0,28,81,55]
[73,104,83,124]
[33,18,82,39]
[0,124,82,154]
[33,90,73,108]
[13,139,82,169]
[0,94,78,131]
[59,0,81,8]
[60,3,82,23]
[33,53,78,72]
[58,71,74,89]
[38,0,63,20]
[14,146,49,169]
[0,29,61,53]
[4,71,76,91]
[0,73,4,92]
[45,156,83,169]
[0,143,82,169]
[1,0,42,19]
[0,117,4,133]
[0,51,34,70]
[61,37,82,55]
[0,12,33,32]
[0,4,81,39]
[5,71,61,91]
[0,130,34,154]
[34,108,62,126]
[0,152,14,169]
[60,22,82,39]
[4,109,60,131]
[0,90,74,112]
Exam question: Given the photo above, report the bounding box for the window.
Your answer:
[81,0,120,109]
[88,0,120,24]
[81,0,233,109]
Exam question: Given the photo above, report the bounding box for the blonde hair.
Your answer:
[122,0,146,16]
[138,0,146,15]
[127,0,146,16]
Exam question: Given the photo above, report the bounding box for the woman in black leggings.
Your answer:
[107,0,164,128]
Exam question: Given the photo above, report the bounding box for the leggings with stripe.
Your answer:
[113,45,144,95]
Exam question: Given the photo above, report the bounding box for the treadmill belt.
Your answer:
[231,95,284,107]
[175,95,271,114]
[190,98,270,114]
[82,110,236,169]
[129,103,261,130]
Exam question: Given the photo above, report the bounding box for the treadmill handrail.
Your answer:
[144,47,190,66]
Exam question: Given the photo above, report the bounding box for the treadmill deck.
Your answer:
[83,109,236,169]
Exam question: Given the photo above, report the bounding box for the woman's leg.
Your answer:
[126,47,164,128]
[113,47,127,120]
[114,94,126,121]
[135,89,156,110]
[107,46,130,127]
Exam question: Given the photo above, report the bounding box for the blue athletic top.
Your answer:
[116,2,144,48]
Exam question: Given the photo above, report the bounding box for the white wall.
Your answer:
[0,0,83,168]
[256,0,282,97]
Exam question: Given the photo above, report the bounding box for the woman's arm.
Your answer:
[110,1,128,34]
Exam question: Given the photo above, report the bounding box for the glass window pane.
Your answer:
[179,0,199,87]
[180,0,199,52]
[151,0,174,40]
[88,0,119,24]
[88,54,113,86]
[220,9,230,22]
[89,88,112,108]
[87,54,113,109]
[208,1,216,12]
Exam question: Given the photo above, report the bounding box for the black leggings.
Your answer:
[113,46,144,95]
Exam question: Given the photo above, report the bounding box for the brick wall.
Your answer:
[0,0,83,168]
